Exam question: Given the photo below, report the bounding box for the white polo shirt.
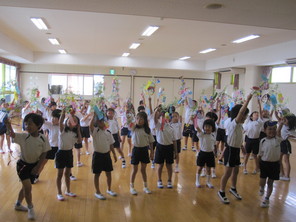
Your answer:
[227,119,244,148]
[244,119,264,139]
[155,121,175,145]
[131,127,155,147]
[42,121,59,147]
[13,133,51,163]
[184,106,195,125]
[197,131,216,152]
[259,137,282,162]
[58,130,78,150]
[170,122,182,140]
[91,127,115,153]
[107,119,119,134]
[281,125,296,140]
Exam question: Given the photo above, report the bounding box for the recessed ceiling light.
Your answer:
[199,48,216,54]
[130,43,141,49]
[48,38,60,45]
[179,56,191,60]
[30,17,48,30]
[142,26,159,36]
[58,49,67,54]
[232,35,260,43]
[122,52,130,57]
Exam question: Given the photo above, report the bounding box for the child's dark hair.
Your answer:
[136,112,151,134]
[263,121,277,130]
[106,108,115,120]
[49,101,57,108]
[52,109,61,119]
[230,104,249,121]
[203,119,216,132]
[137,105,145,113]
[249,111,259,121]
[139,100,144,105]
[205,112,218,122]
[285,114,296,130]
[64,116,80,137]
[24,113,44,130]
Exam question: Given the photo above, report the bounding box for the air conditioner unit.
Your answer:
[218,67,245,74]
[285,58,296,65]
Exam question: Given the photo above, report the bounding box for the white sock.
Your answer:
[206,175,211,183]
[196,174,200,184]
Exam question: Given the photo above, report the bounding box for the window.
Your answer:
[49,74,103,96]
[49,75,67,94]
[0,63,17,102]
[293,67,296,83]
[68,75,83,94]
[271,67,292,83]
[84,75,93,95]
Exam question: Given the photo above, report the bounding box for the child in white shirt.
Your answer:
[154,107,177,189]
[195,119,217,188]
[6,113,50,220]
[55,109,82,201]
[107,108,126,168]
[258,120,283,208]
[170,112,182,173]
[218,94,253,204]
[129,112,154,195]
[34,109,61,183]
[243,108,264,174]
[90,113,117,200]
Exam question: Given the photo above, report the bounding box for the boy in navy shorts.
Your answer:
[258,120,283,208]
[6,113,50,220]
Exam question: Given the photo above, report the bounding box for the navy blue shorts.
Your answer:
[245,136,260,155]
[281,139,292,155]
[121,127,131,138]
[260,160,280,180]
[196,151,215,168]
[55,150,73,169]
[131,146,150,165]
[216,128,226,142]
[154,143,174,164]
[81,126,90,138]
[46,146,58,159]
[112,133,120,148]
[92,152,113,174]
[224,146,241,167]
[17,159,38,182]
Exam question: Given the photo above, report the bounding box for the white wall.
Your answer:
[19,64,214,113]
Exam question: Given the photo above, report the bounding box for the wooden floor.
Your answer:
[0,125,296,222]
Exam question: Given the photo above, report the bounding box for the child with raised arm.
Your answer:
[258,120,283,207]
[129,112,154,195]
[55,108,82,201]
[170,112,182,173]
[218,93,253,204]
[154,107,178,188]
[90,112,117,200]
[6,113,50,220]
[106,108,126,168]
[195,119,217,188]
[33,109,61,183]
[119,99,134,157]
[243,97,264,175]
[275,111,296,181]
[182,97,198,151]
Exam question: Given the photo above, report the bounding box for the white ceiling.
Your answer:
[0,0,296,71]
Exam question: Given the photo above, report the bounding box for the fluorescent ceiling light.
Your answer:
[232,34,260,43]
[199,48,216,54]
[48,38,60,45]
[179,56,191,60]
[122,52,130,57]
[58,49,67,54]
[142,26,159,36]
[30,17,48,30]
[129,43,141,49]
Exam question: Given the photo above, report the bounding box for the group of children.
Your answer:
[0,91,295,220]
